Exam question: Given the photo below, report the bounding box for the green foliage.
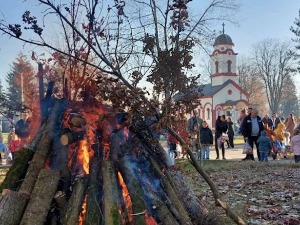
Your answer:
[5,53,35,113]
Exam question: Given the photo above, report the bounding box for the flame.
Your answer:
[77,140,91,175]
[78,195,87,225]
[117,171,133,224]
[145,211,157,225]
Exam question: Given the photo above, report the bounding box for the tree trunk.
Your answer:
[62,177,88,225]
[168,170,208,223]
[20,169,60,225]
[0,190,30,225]
[19,100,65,195]
[84,157,103,225]
[149,157,192,225]
[0,148,34,192]
[101,160,122,225]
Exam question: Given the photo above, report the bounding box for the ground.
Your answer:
[1,143,300,225]
[176,156,300,225]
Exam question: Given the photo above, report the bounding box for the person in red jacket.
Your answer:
[9,134,22,160]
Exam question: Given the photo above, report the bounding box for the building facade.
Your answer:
[193,30,249,129]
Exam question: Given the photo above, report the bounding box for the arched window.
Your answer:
[227,60,232,73]
[215,61,219,73]
[206,108,210,120]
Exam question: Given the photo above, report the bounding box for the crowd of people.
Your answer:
[0,109,31,165]
[166,106,300,164]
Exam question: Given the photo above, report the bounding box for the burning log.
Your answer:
[149,157,192,225]
[20,169,60,225]
[60,131,85,146]
[61,177,88,225]
[102,160,121,224]
[0,97,223,225]
[84,157,103,224]
[19,100,65,194]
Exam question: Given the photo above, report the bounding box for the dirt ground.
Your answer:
[1,148,300,225]
[177,159,300,225]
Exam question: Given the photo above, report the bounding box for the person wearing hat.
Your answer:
[15,109,31,147]
[257,130,272,162]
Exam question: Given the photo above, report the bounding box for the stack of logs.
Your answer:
[0,98,218,225]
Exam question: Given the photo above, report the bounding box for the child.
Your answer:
[274,122,286,159]
[9,134,21,160]
[167,132,179,165]
[0,137,8,165]
[290,129,300,163]
[257,130,272,162]
[199,121,213,160]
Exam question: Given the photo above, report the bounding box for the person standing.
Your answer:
[271,113,281,130]
[0,137,8,165]
[227,117,235,148]
[290,129,300,163]
[9,134,22,160]
[257,131,272,162]
[240,108,264,161]
[186,110,203,158]
[262,114,273,129]
[15,109,31,147]
[215,114,228,160]
[199,121,213,159]
[284,113,296,139]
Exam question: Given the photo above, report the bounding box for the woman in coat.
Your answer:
[215,115,228,160]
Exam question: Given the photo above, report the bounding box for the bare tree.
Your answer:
[252,39,297,114]
[237,56,268,113]
[0,1,247,224]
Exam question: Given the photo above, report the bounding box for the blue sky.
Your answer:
[0,0,300,87]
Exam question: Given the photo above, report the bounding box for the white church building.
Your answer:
[193,28,249,129]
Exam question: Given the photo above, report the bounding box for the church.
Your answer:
[193,27,249,129]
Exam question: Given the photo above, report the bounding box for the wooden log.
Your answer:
[84,157,104,225]
[167,170,208,223]
[130,119,171,168]
[0,190,30,225]
[118,155,147,225]
[60,131,85,146]
[149,157,193,225]
[0,121,48,193]
[101,160,121,225]
[62,177,88,225]
[19,100,66,195]
[20,169,60,225]
[0,148,34,192]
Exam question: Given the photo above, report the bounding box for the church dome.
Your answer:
[213,33,233,46]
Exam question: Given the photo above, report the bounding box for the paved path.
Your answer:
[192,144,294,164]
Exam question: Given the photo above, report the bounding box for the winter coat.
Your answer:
[290,134,300,155]
[215,118,228,138]
[285,118,295,137]
[240,115,264,138]
[257,132,272,153]
[262,117,273,129]
[9,139,21,153]
[274,123,285,142]
[200,127,213,145]
[227,121,235,137]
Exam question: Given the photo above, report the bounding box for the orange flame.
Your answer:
[145,211,157,225]
[77,140,91,175]
[78,195,87,225]
[117,171,133,224]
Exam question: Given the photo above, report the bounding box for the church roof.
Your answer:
[213,33,234,46]
[197,79,249,98]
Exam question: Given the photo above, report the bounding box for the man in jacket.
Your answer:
[240,108,264,161]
